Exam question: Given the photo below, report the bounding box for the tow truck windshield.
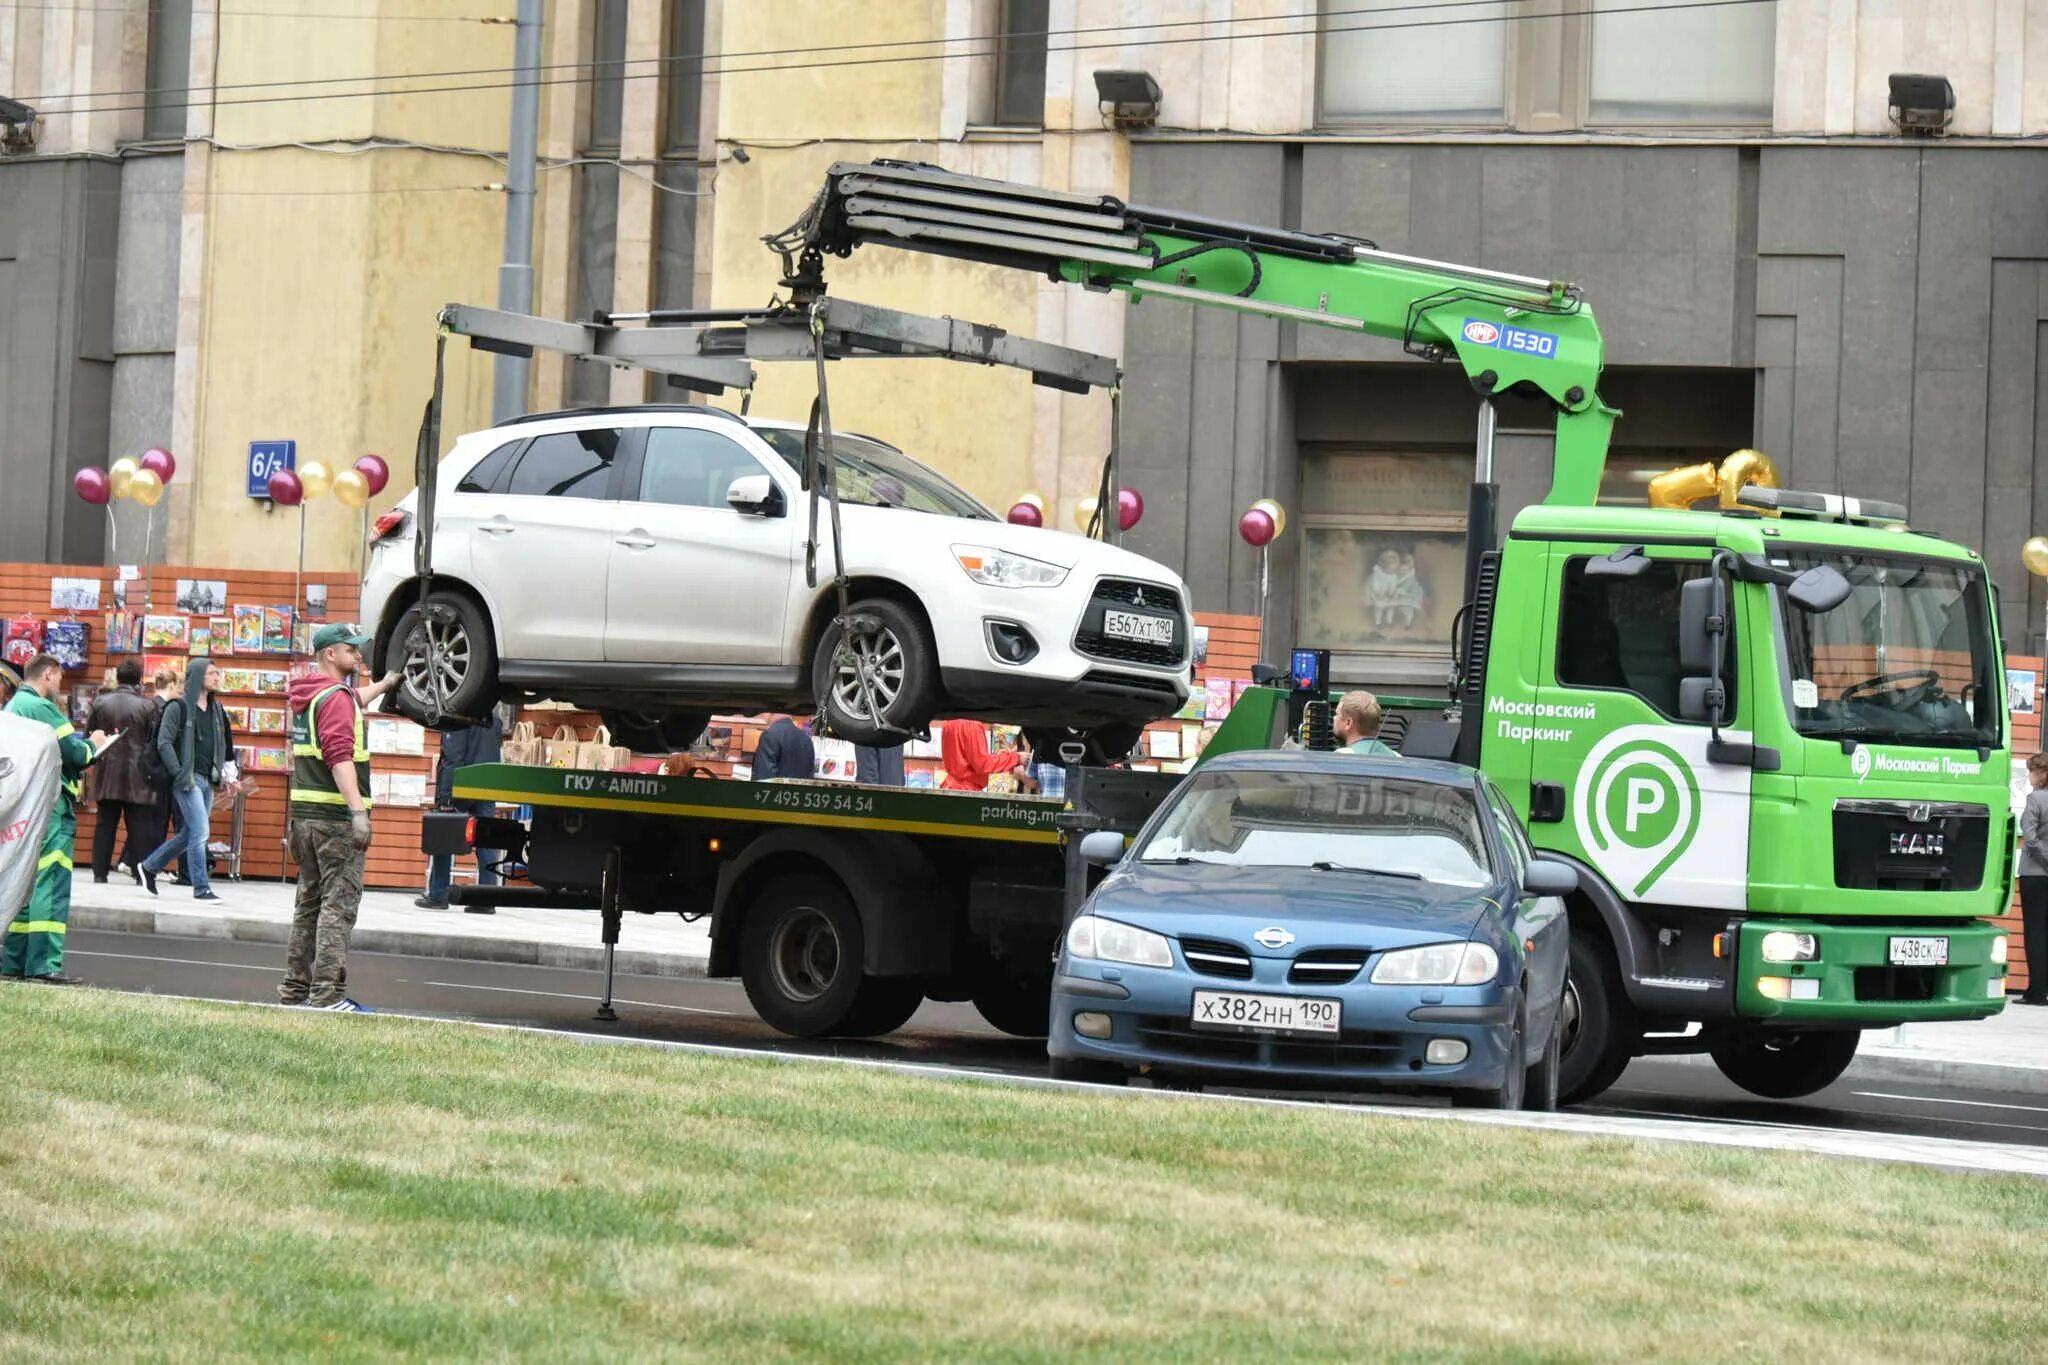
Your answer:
[754,427,997,520]
[1777,551,2002,750]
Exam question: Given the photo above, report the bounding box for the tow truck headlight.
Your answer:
[1065,915,1172,969]
[953,545,1069,589]
[1992,934,2009,966]
[1370,942,1499,987]
[1760,931,1819,963]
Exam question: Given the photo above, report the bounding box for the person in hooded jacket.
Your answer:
[137,658,235,900]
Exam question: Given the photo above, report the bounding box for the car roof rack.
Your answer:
[495,402,747,428]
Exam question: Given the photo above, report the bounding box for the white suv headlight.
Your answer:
[1370,942,1500,986]
[954,545,1070,589]
[1065,915,1173,969]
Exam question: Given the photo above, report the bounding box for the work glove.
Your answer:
[348,811,374,851]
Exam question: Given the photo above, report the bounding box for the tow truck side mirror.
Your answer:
[1677,576,1725,726]
[727,474,782,517]
[1078,831,1127,867]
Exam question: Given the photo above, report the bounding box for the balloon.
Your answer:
[1017,490,1046,515]
[333,468,370,508]
[1252,497,1287,539]
[2025,536,2048,579]
[1238,507,1276,548]
[128,468,164,508]
[108,457,138,500]
[1073,496,1100,532]
[354,454,390,496]
[1007,501,1044,528]
[1117,487,1144,532]
[73,467,111,505]
[267,469,304,506]
[298,459,333,500]
[140,447,176,484]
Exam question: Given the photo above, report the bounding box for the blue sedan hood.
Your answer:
[1084,862,1502,955]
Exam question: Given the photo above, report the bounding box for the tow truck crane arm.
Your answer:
[772,160,1617,506]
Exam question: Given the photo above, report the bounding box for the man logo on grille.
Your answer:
[1572,733,1703,899]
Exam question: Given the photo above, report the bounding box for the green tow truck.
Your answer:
[425,160,2011,1105]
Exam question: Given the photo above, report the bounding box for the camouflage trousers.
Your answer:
[280,817,364,1007]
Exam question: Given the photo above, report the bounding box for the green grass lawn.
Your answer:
[1,988,2044,1362]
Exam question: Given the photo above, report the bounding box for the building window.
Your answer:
[994,0,1049,126]
[1318,0,1508,125]
[1299,449,1470,657]
[586,0,630,154]
[1588,0,1775,124]
[145,0,194,139]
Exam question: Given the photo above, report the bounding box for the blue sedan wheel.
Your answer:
[1451,998,1527,1110]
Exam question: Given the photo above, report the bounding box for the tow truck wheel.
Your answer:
[1559,931,1637,1105]
[970,955,1053,1038]
[812,598,938,746]
[840,978,924,1037]
[391,591,496,725]
[1708,1028,1860,1099]
[1050,1057,1127,1086]
[740,875,872,1037]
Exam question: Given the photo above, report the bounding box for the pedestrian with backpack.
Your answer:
[137,659,236,900]
[84,660,158,884]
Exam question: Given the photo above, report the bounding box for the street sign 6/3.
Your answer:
[248,440,297,498]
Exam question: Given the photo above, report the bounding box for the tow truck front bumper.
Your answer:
[1734,918,2008,1022]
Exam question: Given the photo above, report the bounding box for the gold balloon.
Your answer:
[1018,490,1047,515]
[298,459,333,500]
[1252,497,1287,539]
[333,468,370,509]
[128,467,164,508]
[1073,496,1100,532]
[108,457,138,499]
[2023,536,2048,579]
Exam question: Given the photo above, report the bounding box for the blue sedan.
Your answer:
[1047,751,1576,1108]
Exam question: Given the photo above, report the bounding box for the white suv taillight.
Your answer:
[371,510,410,544]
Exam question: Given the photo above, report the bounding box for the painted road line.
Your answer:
[69,949,281,974]
[1851,1091,2048,1117]
[425,979,733,1016]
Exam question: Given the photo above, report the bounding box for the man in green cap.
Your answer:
[5,654,108,982]
[279,623,400,1011]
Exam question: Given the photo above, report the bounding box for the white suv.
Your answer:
[361,405,1193,752]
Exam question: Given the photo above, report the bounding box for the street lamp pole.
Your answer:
[492,0,545,425]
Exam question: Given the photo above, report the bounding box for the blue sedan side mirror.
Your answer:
[1079,831,1127,867]
[1523,858,1578,897]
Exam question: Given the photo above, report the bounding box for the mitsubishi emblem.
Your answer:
[1254,926,1295,950]
[1132,588,1146,607]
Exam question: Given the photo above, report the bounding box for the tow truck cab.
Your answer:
[1473,492,2011,1096]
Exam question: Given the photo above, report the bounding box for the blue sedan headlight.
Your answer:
[1066,914,1174,969]
[1369,942,1499,986]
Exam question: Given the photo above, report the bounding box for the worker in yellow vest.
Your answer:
[277,624,399,1011]
[5,654,108,982]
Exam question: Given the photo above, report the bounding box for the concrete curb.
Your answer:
[69,905,709,981]
[1658,1048,2048,1098]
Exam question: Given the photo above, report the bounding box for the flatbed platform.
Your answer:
[450,763,1066,845]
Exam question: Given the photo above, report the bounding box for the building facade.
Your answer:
[3,1,2046,687]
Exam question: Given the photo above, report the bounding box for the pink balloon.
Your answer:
[73,467,111,505]
[139,447,176,484]
[355,454,390,496]
[1238,507,1276,548]
[267,468,304,506]
[1117,487,1144,532]
[1006,500,1044,528]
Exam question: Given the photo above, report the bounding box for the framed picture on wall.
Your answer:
[2008,668,2037,717]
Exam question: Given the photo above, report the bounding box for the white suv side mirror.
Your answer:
[726,474,778,516]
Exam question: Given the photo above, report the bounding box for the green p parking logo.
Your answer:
[1572,733,1702,898]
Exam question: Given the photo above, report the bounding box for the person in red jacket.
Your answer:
[938,718,1036,793]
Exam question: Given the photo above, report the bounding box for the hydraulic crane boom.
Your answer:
[771,159,1618,506]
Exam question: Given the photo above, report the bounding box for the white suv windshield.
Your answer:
[754,427,996,520]
[1137,769,1492,887]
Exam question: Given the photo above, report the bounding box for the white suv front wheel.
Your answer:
[811,597,939,745]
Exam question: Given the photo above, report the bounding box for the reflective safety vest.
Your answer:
[289,683,371,821]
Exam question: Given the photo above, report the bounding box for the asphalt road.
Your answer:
[56,927,2048,1150]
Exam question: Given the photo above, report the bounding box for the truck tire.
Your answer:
[1559,932,1637,1106]
[1709,1028,1860,1100]
[812,598,939,746]
[840,978,924,1038]
[970,955,1053,1038]
[1451,995,1527,1110]
[1050,1056,1127,1086]
[391,591,497,726]
[739,874,872,1037]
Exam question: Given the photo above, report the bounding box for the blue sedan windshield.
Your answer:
[1137,770,1492,887]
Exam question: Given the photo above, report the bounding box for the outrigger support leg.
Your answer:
[596,846,622,1022]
